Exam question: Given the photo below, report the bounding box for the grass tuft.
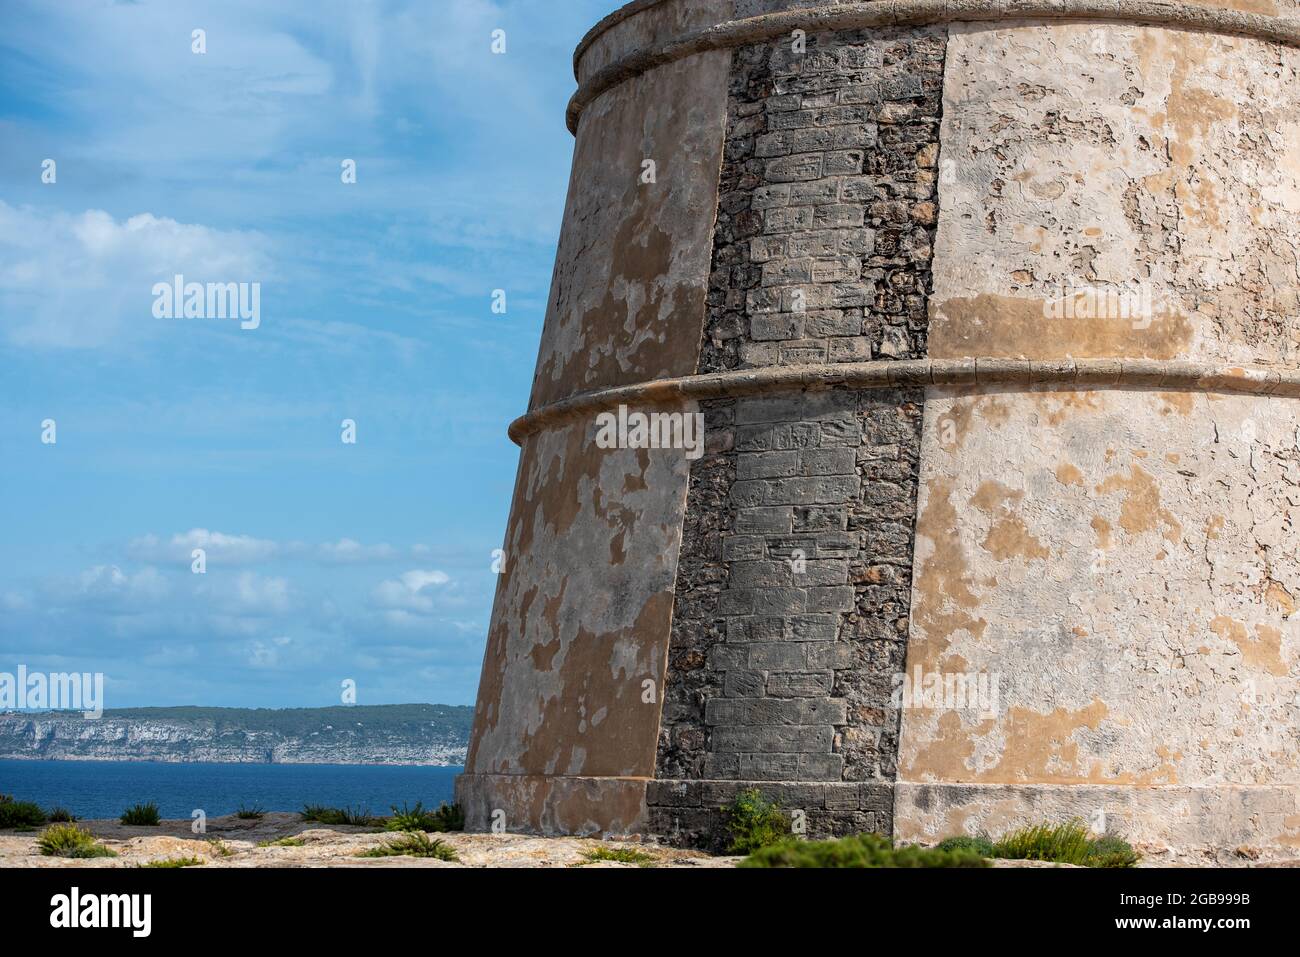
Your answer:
[740,833,990,868]
[1085,833,1142,869]
[301,804,378,827]
[723,788,791,855]
[257,836,305,848]
[46,808,77,823]
[65,844,119,859]
[991,820,1139,868]
[579,846,657,867]
[357,831,458,860]
[234,804,264,820]
[120,802,161,826]
[37,823,117,858]
[138,857,204,868]
[385,801,465,833]
[207,839,234,857]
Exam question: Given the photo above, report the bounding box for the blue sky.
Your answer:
[0,0,616,709]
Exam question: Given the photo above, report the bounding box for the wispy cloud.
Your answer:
[127,529,433,566]
[128,529,279,565]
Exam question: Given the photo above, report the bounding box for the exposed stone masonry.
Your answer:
[698,25,943,373]
[651,26,944,847]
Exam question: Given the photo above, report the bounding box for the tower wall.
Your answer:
[897,17,1300,849]
[459,0,1300,852]
[456,5,732,833]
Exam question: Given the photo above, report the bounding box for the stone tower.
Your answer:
[458,0,1300,852]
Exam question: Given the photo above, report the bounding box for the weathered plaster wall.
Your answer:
[463,424,689,779]
[529,49,731,408]
[458,29,731,833]
[928,21,1300,366]
[898,385,1300,847]
[898,21,1300,849]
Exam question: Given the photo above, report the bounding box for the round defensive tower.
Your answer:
[457,0,1300,853]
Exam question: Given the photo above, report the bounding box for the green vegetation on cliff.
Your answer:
[94,704,473,738]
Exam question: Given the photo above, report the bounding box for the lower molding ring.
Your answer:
[511,357,1297,445]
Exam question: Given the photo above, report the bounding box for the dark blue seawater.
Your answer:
[0,759,461,819]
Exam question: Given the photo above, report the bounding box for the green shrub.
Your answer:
[120,802,161,826]
[936,834,995,857]
[207,839,233,857]
[138,857,204,868]
[740,833,990,868]
[1086,834,1141,869]
[579,846,656,867]
[385,801,438,832]
[428,802,464,832]
[357,831,458,861]
[257,836,304,848]
[37,823,117,858]
[723,788,791,854]
[385,801,466,833]
[46,808,77,823]
[991,820,1139,868]
[301,804,377,827]
[0,794,47,829]
[235,804,264,820]
[37,823,91,855]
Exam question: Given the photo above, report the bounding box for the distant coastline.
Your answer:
[0,704,472,767]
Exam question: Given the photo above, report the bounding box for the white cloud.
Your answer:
[316,538,398,564]
[404,570,449,588]
[73,564,169,605]
[0,201,272,348]
[227,572,292,615]
[26,564,170,617]
[371,569,451,613]
[129,528,280,565]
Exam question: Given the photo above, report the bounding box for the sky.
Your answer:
[0,0,617,709]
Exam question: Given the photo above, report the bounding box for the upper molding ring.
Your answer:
[567,0,1300,134]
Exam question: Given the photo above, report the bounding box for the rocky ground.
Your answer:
[0,813,736,868]
[3,815,1297,867]
[1136,843,1300,868]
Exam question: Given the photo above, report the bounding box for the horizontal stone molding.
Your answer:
[893,780,1300,848]
[568,0,1300,133]
[511,358,1300,444]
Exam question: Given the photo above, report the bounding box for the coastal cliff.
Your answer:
[0,704,471,766]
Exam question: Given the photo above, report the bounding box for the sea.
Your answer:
[0,759,461,820]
